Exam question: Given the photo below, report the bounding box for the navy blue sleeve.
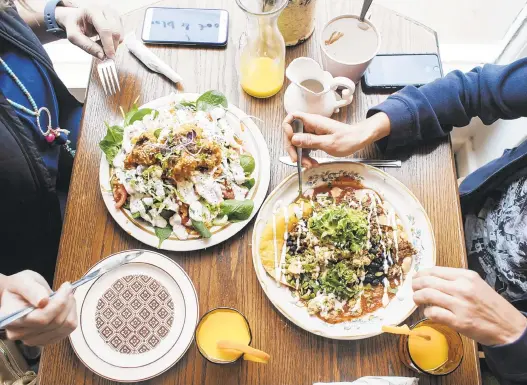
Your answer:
[367,57,527,151]
[483,316,527,384]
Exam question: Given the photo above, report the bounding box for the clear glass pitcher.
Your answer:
[236,0,288,98]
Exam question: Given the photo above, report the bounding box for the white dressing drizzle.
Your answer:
[381,277,390,307]
[272,201,281,284]
[390,209,399,261]
[277,206,290,283]
[367,193,390,275]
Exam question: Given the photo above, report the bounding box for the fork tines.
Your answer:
[97,59,120,96]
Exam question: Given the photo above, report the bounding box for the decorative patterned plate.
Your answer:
[99,93,271,251]
[70,250,198,382]
[251,162,436,340]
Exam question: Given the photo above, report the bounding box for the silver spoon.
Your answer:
[291,119,304,197]
[359,0,373,22]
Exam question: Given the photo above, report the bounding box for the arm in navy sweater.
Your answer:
[368,59,527,384]
[367,57,527,151]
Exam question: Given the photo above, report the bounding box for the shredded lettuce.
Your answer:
[308,205,368,252]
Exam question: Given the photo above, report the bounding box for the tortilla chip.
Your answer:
[259,201,312,284]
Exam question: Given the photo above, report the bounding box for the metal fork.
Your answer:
[97,59,120,95]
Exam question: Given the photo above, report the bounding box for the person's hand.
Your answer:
[55,4,123,60]
[282,111,391,168]
[412,267,527,346]
[0,271,77,346]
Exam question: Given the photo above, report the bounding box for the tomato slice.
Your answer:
[113,184,128,209]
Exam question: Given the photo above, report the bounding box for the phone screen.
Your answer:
[143,8,228,45]
[364,54,442,88]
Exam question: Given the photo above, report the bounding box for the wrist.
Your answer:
[368,112,391,141]
[494,312,527,346]
[356,112,390,149]
[54,6,69,29]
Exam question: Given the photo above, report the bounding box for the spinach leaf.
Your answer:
[242,178,255,190]
[128,108,159,126]
[196,90,228,112]
[179,100,197,110]
[132,212,141,219]
[123,105,138,126]
[220,199,254,221]
[154,226,173,248]
[192,220,212,238]
[239,154,255,175]
[99,123,124,163]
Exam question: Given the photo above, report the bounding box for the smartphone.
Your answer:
[362,53,443,91]
[142,7,229,47]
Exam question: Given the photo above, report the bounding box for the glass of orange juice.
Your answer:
[398,318,464,375]
[195,307,252,364]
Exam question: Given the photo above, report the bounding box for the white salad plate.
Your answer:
[251,162,436,340]
[70,250,199,382]
[99,93,271,251]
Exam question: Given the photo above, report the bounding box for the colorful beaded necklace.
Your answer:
[0,57,75,157]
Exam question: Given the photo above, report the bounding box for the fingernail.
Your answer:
[97,52,104,60]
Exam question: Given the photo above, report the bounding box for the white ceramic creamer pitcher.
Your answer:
[284,57,355,117]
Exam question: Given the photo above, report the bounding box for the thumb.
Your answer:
[67,28,105,60]
[8,276,50,308]
[291,133,333,150]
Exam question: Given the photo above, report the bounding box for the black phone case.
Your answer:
[362,53,443,93]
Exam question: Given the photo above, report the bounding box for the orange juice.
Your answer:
[196,308,251,363]
[240,56,285,98]
[408,325,449,371]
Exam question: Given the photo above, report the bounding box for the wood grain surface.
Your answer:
[39,1,481,384]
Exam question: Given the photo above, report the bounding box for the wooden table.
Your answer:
[40,1,481,384]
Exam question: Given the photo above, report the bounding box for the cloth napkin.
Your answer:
[124,33,184,86]
[314,377,418,385]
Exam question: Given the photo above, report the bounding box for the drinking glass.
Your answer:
[195,307,252,365]
[398,318,464,375]
[236,0,288,98]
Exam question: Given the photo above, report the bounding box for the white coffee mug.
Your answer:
[320,15,382,84]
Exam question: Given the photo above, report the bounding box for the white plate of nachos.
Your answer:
[252,162,436,339]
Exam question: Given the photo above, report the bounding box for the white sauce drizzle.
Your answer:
[368,193,389,274]
[390,208,399,262]
[277,206,290,283]
[381,277,390,307]
[272,201,282,284]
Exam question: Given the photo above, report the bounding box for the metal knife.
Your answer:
[279,156,402,168]
[0,251,144,329]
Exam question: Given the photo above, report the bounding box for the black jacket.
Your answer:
[0,7,82,284]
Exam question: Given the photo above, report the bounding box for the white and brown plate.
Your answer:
[70,250,198,382]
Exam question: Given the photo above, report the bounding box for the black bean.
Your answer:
[364,276,372,284]
[372,279,380,286]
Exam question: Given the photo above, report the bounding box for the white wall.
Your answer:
[453,118,527,178]
[451,15,527,178]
